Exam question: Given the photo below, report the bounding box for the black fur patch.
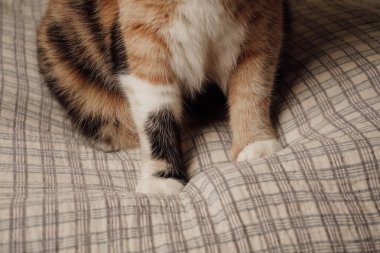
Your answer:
[282,0,292,33]
[110,19,128,74]
[75,113,103,139]
[145,110,187,184]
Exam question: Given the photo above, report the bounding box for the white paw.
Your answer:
[237,139,282,161]
[136,176,185,196]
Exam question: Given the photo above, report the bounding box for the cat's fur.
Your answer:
[37,0,284,195]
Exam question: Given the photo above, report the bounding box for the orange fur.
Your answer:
[119,0,177,84]
[38,0,284,158]
[228,1,283,158]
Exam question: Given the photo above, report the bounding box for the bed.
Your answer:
[1,0,379,252]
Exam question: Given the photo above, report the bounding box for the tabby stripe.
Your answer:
[145,110,187,184]
[70,0,108,55]
[38,46,104,139]
[37,46,70,109]
[46,22,119,93]
[74,113,104,139]
[45,73,104,139]
[110,18,128,74]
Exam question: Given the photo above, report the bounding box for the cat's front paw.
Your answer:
[136,176,185,196]
[237,139,282,161]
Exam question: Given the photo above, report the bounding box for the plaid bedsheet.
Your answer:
[1,0,379,252]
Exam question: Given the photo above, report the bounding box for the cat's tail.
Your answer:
[37,18,138,152]
[38,45,139,151]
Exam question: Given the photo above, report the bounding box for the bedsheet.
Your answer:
[0,0,379,252]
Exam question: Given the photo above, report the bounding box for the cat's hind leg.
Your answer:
[120,75,187,196]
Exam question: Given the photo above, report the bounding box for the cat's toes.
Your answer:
[237,139,282,161]
[136,176,185,196]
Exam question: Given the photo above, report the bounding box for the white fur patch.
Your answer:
[237,139,282,161]
[119,74,181,124]
[167,0,246,94]
[136,176,185,196]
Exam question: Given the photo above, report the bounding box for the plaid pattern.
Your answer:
[1,0,380,252]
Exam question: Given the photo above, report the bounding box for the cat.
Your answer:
[37,0,284,195]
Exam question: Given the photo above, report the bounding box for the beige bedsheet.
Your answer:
[0,0,379,252]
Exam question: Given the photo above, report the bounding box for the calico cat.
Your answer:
[37,0,284,195]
